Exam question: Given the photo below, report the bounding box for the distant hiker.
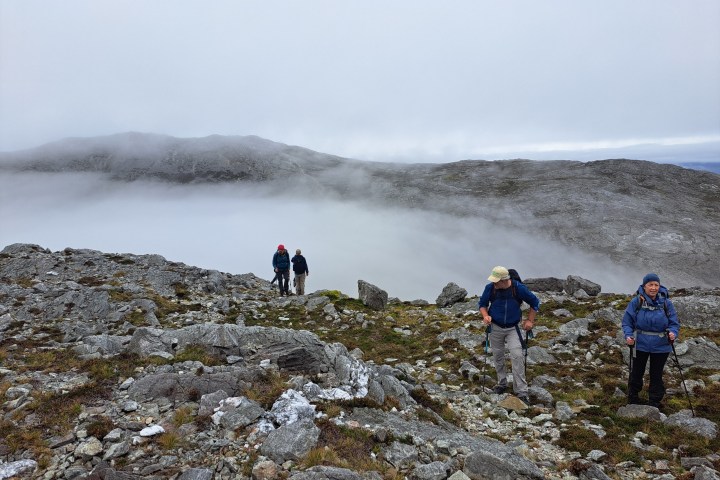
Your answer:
[272,244,291,296]
[291,248,309,295]
[478,266,540,405]
[622,273,679,408]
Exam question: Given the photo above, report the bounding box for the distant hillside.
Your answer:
[2,132,719,288]
[678,162,720,174]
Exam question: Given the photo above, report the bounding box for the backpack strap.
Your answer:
[490,281,522,305]
[634,293,670,317]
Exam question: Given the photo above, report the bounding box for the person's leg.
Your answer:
[282,270,290,295]
[648,352,670,407]
[489,327,509,391]
[278,270,287,295]
[296,273,306,295]
[507,327,527,397]
[628,350,650,403]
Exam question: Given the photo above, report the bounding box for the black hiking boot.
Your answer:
[492,385,507,394]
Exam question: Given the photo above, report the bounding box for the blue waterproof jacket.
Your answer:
[478,280,540,328]
[622,285,679,353]
[272,250,291,271]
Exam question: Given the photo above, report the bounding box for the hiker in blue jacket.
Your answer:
[622,273,680,408]
[479,266,540,405]
[272,244,291,296]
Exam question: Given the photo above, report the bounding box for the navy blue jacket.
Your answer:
[291,254,309,275]
[272,250,290,271]
[478,280,540,327]
[622,285,679,353]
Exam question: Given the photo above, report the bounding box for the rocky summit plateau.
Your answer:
[1,243,719,479]
[1,132,719,288]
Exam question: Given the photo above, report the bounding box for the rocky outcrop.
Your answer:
[1,244,718,480]
[357,280,388,310]
[436,283,468,307]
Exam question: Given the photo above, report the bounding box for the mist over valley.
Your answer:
[1,133,718,299]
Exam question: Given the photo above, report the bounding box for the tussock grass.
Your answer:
[77,276,106,287]
[302,419,383,473]
[411,387,459,425]
[86,416,115,439]
[173,406,195,427]
[17,347,83,373]
[173,344,224,366]
[246,370,289,409]
[156,430,184,450]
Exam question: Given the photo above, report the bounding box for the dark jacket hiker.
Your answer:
[272,244,291,296]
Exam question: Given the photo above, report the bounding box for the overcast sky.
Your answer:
[1,1,719,162]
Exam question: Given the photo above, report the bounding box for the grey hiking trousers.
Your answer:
[489,324,527,396]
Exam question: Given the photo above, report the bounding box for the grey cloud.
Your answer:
[0,1,718,161]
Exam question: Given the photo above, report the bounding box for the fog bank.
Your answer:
[0,172,642,300]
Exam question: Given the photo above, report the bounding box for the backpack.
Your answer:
[490,268,523,305]
[508,268,522,283]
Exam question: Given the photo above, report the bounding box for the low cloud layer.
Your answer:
[0,173,643,300]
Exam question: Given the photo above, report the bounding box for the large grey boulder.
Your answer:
[677,337,720,369]
[126,325,336,374]
[463,449,544,479]
[664,410,717,439]
[437,327,484,350]
[81,334,132,356]
[212,396,265,430]
[346,408,544,479]
[358,280,388,310]
[672,294,720,329]
[198,390,230,416]
[127,371,254,402]
[616,404,663,421]
[376,374,415,409]
[289,466,367,480]
[435,282,467,307]
[178,468,214,480]
[526,346,557,365]
[0,460,38,479]
[260,419,320,463]
[557,318,593,343]
[524,277,565,293]
[382,441,418,469]
[411,461,448,480]
[565,275,601,296]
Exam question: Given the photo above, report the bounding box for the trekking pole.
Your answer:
[480,325,490,391]
[668,332,694,416]
[524,329,533,378]
[627,344,634,399]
